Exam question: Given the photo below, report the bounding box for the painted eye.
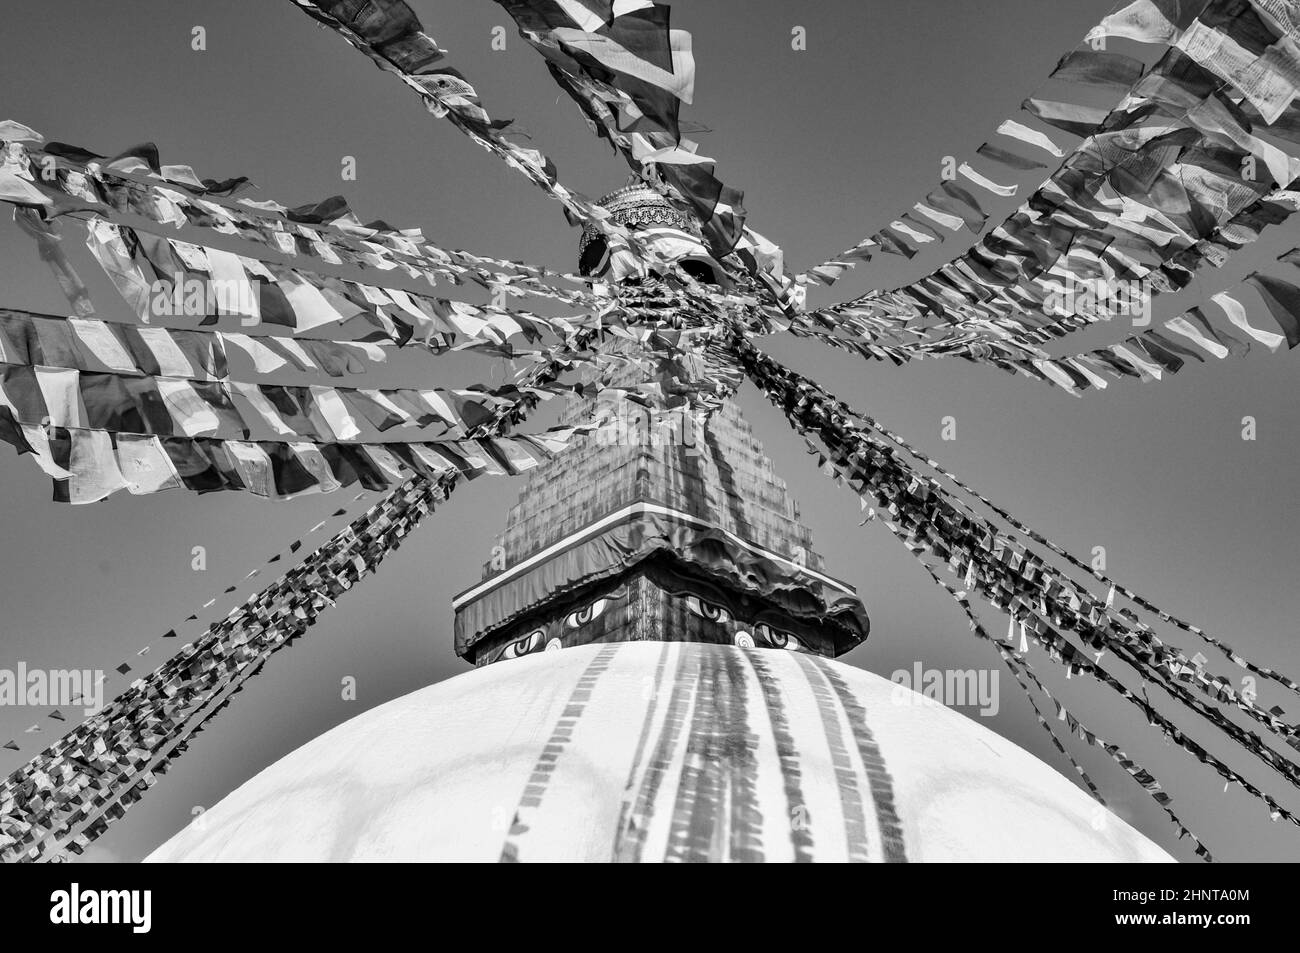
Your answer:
[564,598,609,629]
[685,596,731,624]
[500,629,544,660]
[756,623,804,652]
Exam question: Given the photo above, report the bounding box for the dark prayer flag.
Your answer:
[1186,306,1249,357]
[976,142,1048,172]
[1022,98,1108,138]
[1245,273,1300,348]
[1050,49,1144,89]
[933,181,988,232]
[0,406,33,457]
[875,228,917,259]
[1144,329,1205,363]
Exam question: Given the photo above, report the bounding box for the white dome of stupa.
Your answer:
[146,642,1172,862]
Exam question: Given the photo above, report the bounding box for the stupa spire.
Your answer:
[453,186,868,665]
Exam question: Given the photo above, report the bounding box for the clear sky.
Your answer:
[2,0,1299,862]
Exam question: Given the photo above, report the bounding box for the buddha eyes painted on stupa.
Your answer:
[482,593,623,664]
[472,574,843,667]
[685,595,731,625]
[564,597,611,630]
[500,629,545,661]
[755,623,805,652]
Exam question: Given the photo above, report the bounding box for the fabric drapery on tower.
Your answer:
[453,346,869,664]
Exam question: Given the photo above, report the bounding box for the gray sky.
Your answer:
[2,0,1299,862]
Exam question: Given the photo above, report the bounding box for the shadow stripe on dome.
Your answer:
[611,641,674,860]
[659,646,766,862]
[721,648,765,863]
[745,650,817,862]
[812,659,908,863]
[794,653,873,862]
[498,643,621,863]
[612,643,700,862]
[665,642,727,861]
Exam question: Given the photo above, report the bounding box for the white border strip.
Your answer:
[452,501,856,609]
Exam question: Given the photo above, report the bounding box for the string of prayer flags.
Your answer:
[923,562,1213,860]
[793,12,1156,286]
[762,338,1300,760]
[735,333,1300,839]
[0,357,529,445]
[818,177,1300,364]
[3,129,599,311]
[0,473,460,861]
[0,493,372,754]
[0,422,591,504]
[0,331,619,858]
[0,324,606,502]
[486,0,755,266]
[284,1,667,273]
[989,270,1300,395]
[37,136,254,198]
[809,0,1300,358]
[61,213,570,350]
[847,396,1300,700]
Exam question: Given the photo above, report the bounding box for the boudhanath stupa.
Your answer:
[147,188,1171,863]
